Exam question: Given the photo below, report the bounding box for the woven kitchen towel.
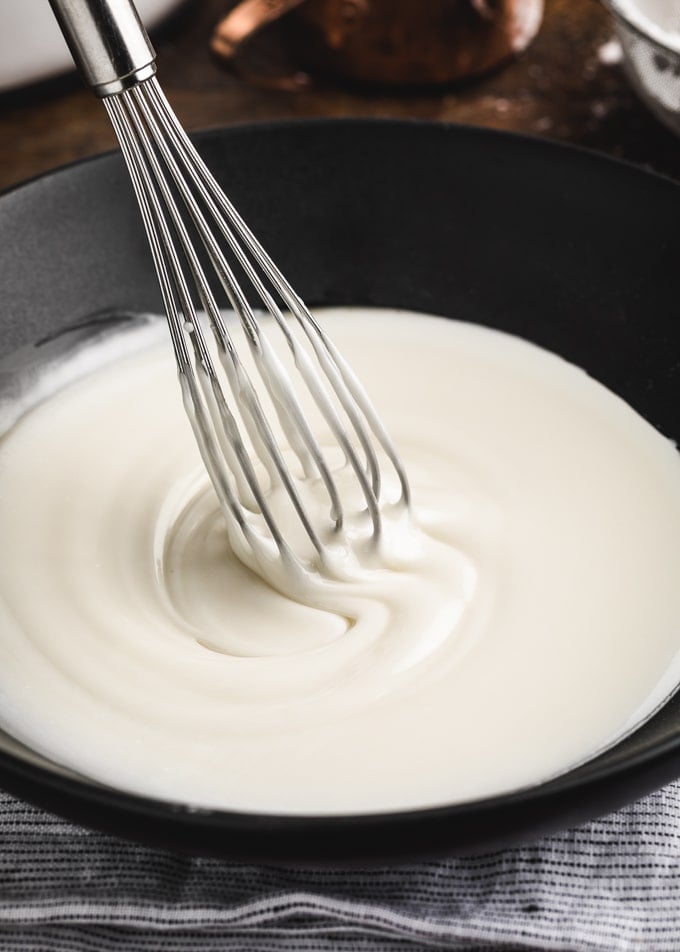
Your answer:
[2,783,680,952]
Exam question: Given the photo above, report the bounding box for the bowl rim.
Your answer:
[3,117,680,861]
[600,0,680,57]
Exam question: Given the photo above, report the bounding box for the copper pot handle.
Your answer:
[211,0,308,61]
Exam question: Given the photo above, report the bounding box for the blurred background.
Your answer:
[0,0,679,193]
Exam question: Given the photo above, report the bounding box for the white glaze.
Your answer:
[1,308,680,814]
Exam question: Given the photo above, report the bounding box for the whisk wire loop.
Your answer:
[146,82,406,508]
[136,82,387,537]
[127,86,348,535]
[106,92,320,568]
[103,76,411,579]
[105,97,266,551]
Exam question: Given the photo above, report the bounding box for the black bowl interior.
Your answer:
[2,119,680,863]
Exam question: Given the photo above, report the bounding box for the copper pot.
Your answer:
[212,0,544,87]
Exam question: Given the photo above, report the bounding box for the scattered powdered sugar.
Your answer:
[590,99,612,119]
[533,116,553,132]
[598,38,623,65]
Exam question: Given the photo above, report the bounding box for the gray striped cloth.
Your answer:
[1,783,680,951]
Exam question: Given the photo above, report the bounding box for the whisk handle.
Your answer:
[49,0,156,97]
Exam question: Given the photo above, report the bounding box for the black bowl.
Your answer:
[2,119,680,863]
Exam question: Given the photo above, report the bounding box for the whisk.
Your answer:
[49,0,410,585]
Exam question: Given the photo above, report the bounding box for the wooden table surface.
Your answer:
[0,0,679,194]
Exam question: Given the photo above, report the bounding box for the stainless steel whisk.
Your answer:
[49,0,410,581]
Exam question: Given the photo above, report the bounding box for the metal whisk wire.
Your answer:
[50,0,410,580]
